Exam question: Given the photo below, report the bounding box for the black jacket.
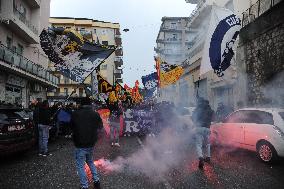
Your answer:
[37,107,52,125]
[109,104,123,123]
[192,100,213,128]
[71,105,103,148]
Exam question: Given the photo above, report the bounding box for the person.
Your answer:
[109,101,123,147]
[215,102,232,122]
[71,97,103,189]
[37,100,52,157]
[192,97,214,170]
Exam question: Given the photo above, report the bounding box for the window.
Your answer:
[17,44,24,55]
[102,41,108,46]
[224,110,274,125]
[245,111,274,125]
[171,23,177,29]
[172,34,177,40]
[6,37,12,49]
[79,88,83,97]
[101,64,107,70]
[64,88,68,96]
[64,77,69,84]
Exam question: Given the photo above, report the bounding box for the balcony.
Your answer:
[0,8,39,44]
[114,57,123,66]
[114,69,123,74]
[24,0,41,8]
[116,78,123,83]
[241,0,282,27]
[0,44,58,87]
[115,37,122,46]
[156,38,182,44]
[115,49,123,56]
[161,25,182,32]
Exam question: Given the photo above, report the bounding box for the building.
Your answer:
[47,17,123,103]
[0,0,58,107]
[164,0,252,110]
[155,17,191,65]
[154,17,191,103]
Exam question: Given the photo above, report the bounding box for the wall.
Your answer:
[237,1,284,107]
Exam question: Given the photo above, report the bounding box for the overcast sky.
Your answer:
[50,0,196,86]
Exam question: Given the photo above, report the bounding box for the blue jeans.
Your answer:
[75,148,99,188]
[38,124,50,153]
[195,127,211,158]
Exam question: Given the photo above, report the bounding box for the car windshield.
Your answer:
[279,112,284,120]
[0,109,28,121]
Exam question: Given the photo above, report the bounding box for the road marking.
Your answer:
[135,136,173,189]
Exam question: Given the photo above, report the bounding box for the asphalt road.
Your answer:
[0,133,284,189]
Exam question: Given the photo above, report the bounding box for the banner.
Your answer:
[142,72,158,98]
[200,6,241,77]
[40,28,115,83]
[160,62,184,88]
[142,72,158,90]
[97,75,114,93]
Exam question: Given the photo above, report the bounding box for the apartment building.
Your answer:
[0,0,58,107]
[154,17,191,103]
[47,17,123,103]
[169,0,251,110]
[155,17,190,65]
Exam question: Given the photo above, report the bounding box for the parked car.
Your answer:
[0,107,36,154]
[211,108,284,163]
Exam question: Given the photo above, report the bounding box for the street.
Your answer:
[1,134,284,189]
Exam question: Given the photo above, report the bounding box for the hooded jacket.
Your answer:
[192,99,214,128]
[71,105,103,148]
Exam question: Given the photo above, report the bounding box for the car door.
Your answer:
[217,111,246,147]
[243,110,274,150]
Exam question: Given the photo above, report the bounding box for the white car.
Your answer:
[211,108,284,162]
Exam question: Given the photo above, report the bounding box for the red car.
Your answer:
[0,107,36,154]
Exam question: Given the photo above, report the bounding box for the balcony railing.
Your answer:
[0,44,58,85]
[242,0,282,27]
[13,8,39,35]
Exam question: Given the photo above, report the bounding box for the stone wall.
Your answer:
[238,1,284,107]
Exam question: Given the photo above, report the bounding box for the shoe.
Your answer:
[111,142,114,147]
[38,152,44,156]
[114,143,120,147]
[42,152,52,157]
[94,180,101,189]
[204,157,211,163]
[198,157,204,170]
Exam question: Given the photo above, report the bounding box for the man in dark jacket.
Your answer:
[37,100,52,157]
[192,97,214,170]
[71,97,103,189]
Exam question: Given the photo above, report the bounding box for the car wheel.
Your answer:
[257,141,277,163]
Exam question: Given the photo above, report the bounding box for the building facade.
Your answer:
[0,0,58,107]
[47,17,123,104]
[162,0,252,110]
[154,17,191,103]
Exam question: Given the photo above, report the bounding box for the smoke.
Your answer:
[96,110,197,181]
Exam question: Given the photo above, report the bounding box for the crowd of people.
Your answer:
[26,96,234,189]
